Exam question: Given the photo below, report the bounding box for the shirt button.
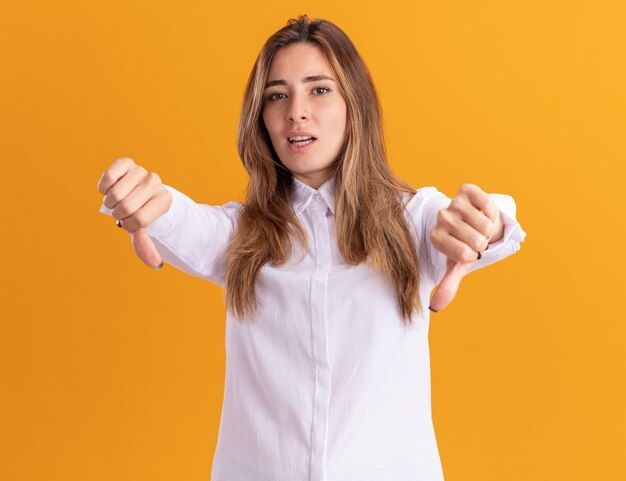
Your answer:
[315,194,323,202]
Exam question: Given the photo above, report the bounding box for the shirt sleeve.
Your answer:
[404,186,527,286]
[98,184,242,286]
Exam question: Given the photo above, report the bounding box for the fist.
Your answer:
[97,157,172,269]
[428,183,503,312]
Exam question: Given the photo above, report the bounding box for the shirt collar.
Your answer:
[291,176,336,215]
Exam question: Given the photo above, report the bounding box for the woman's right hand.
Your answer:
[97,157,172,269]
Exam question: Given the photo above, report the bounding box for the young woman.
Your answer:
[98,15,526,481]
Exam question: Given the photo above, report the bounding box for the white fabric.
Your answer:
[99,177,526,481]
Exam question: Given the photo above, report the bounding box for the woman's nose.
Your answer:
[287,95,309,122]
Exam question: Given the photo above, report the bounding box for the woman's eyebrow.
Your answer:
[265,75,335,89]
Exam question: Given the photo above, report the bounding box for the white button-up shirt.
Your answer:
[100,177,526,481]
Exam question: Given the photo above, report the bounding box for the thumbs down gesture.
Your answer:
[428,184,504,313]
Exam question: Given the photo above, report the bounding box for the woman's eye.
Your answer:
[313,86,332,95]
[267,92,286,101]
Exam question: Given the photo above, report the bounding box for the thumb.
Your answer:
[129,227,163,269]
[429,257,474,312]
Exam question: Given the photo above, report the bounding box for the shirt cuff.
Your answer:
[481,193,527,259]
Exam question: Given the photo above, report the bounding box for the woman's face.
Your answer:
[262,42,348,189]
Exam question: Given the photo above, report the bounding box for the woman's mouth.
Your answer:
[287,136,317,151]
[288,135,316,146]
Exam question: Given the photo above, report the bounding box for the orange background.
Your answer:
[2,1,625,480]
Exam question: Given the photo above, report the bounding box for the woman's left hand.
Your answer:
[428,184,504,312]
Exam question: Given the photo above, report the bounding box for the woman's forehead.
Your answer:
[268,43,332,78]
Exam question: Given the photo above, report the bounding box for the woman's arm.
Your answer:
[404,184,526,311]
[146,186,242,286]
[99,184,242,287]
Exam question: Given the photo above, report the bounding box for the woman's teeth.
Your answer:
[288,136,315,146]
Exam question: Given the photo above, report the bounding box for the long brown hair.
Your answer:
[225,15,422,324]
